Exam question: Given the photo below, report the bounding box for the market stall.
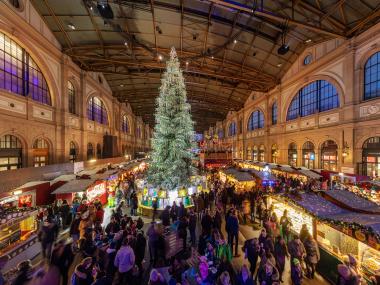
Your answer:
[219,167,256,192]
[268,193,380,283]
[342,180,380,205]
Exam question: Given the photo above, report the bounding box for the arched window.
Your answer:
[247,110,264,131]
[271,102,277,125]
[271,144,278,163]
[33,138,49,167]
[288,142,297,166]
[0,135,22,171]
[96,143,102,159]
[246,147,251,160]
[0,32,51,105]
[87,97,108,125]
[362,137,380,177]
[321,140,338,171]
[121,115,129,133]
[302,141,315,169]
[69,141,77,162]
[228,122,237,137]
[259,145,265,162]
[217,129,224,139]
[87,143,94,160]
[68,81,76,114]
[286,80,339,121]
[136,126,141,138]
[303,54,313,65]
[364,52,380,100]
[253,145,258,161]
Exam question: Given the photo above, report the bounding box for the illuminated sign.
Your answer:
[87,183,106,201]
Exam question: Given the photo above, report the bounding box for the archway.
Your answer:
[0,135,22,170]
[302,141,315,169]
[321,140,338,171]
[362,137,380,177]
[288,142,297,166]
[33,138,49,167]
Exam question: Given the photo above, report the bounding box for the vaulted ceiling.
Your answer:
[32,0,380,131]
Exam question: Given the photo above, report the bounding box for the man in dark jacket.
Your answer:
[188,210,197,247]
[177,216,189,250]
[160,206,171,227]
[39,217,58,259]
[134,230,146,277]
[226,210,240,257]
[201,209,213,236]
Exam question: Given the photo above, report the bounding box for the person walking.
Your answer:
[243,238,260,276]
[226,210,240,257]
[188,209,197,247]
[38,216,58,260]
[114,238,135,284]
[304,234,320,279]
[147,222,158,263]
[274,235,288,282]
[160,206,171,227]
[50,240,74,285]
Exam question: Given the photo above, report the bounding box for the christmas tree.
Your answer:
[147,47,196,190]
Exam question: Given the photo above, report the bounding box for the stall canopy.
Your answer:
[279,192,380,237]
[51,178,97,194]
[296,167,322,179]
[242,168,278,182]
[13,181,49,190]
[223,168,254,182]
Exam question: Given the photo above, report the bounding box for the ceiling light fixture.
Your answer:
[67,23,76,30]
[233,39,237,44]
[305,39,312,43]
[211,56,214,59]
[158,55,163,61]
[120,84,124,87]
[124,41,128,46]
[186,61,189,65]
[277,63,282,67]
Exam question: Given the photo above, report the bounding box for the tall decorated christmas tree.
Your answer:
[147,47,196,190]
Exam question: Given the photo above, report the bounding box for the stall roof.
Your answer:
[296,168,322,179]
[51,178,97,194]
[223,168,254,182]
[277,193,380,237]
[325,189,380,213]
[50,174,77,183]
[13,181,49,190]
[242,168,278,181]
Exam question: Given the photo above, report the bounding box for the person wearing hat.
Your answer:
[291,258,303,285]
[12,260,32,285]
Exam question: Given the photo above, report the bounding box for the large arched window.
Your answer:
[0,32,51,105]
[271,102,277,125]
[33,138,49,167]
[87,97,108,125]
[362,137,380,177]
[68,81,76,114]
[228,122,237,137]
[364,52,380,100]
[321,140,338,171]
[302,141,315,169]
[121,115,129,133]
[87,143,94,160]
[69,141,77,162]
[0,135,22,171]
[286,80,339,120]
[247,110,264,131]
[288,142,297,166]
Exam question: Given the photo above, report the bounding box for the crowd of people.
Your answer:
[1,169,379,285]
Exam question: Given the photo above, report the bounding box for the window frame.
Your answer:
[271,102,278,125]
[228,122,237,137]
[68,81,76,115]
[364,52,380,100]
[87,96,108,125]
[247,110,264,131]
[0,32,51,105]
[121,115,129,133]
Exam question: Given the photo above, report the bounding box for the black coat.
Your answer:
[160,209,171,227]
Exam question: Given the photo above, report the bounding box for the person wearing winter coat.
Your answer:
[70,212,81,249]
[226,210,239,256]
[235,264,254,285]
[178,201,187,220]
[304,235,320,279]
[160,206,171,227]
[50,240,74,285]
[288,235,306,263]
[274,236,289,282]
[257,262,280,285]
[148,269,167,285]
[12,260,32,285]
[336,255,361,285]
[213,208,222,232]
[105,242,117,282]
[147,222,158,263]
[170,202,178,223]
[38,217,58,259]
[60,200,71,228]
[177,216,189,250]
[134,230,146,276]
[114,238,135,284]
[91,270,108,285]
[243,238,260,276]
[105,216,120,236]
[71,257,94,285]
[291,258,303,285]
[188,210,197,246]
[201,209,213,236]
